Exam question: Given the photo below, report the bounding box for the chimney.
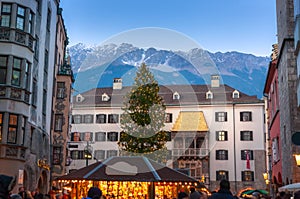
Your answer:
[211,75,220,87]
[113,78,122,90]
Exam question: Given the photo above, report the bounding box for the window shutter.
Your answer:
[249,112,252,121]
[215,112,218,121]
[225,150,228,160]
[225,131,228,140]
[240,112,243,121]
[224,112,227,121]
[251,171,254,181]
[242,171,245,181]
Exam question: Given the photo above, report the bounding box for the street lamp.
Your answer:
[84,141,92,167]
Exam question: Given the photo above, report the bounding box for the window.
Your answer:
[232,90,240,98]
[0,56,7,84]
[1,4,11,27]
[70,150,85,160]
[240,112,252,121]
[72,115,82,124]
[7,114,18,144]
[28,12,33,34]
[95,132,106,141]
[216,150,228,160]
[107,150,117,158]
[206,91,213,99]
[108,114,119,123]
[166,131,172,141]
[94,150,105,160]
[71,132,80,142]
[34,36,39,59]
[96,114,106,123]
[16,6,25,30]
[84,115,93,123]
[21,116,26,145]
[216,170,229,180]
[80,132,93,141]
[216,131,228,141]
[174,137,183,148]
[173,92,180,100]
[24,62,30,90]
[46,9,51,31]
[165,113,173,123]
[53,147,62,165]
[242,171,254,181]
[12,57,22,86]
[107,132,118,141]
[0,113,3,142]
[241,150,253,160]
[102,93,110,101]
[240,131,253,141]
[32,79,37,106]
[56,82,65,99]
[54,114,63,131]
[215,112,227,122]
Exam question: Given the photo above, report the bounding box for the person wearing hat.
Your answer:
[85,187,102,199]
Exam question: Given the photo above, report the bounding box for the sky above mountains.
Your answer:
[60,0,277,57]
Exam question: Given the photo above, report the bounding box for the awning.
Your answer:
[171,111,208,132]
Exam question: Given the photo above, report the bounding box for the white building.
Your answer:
[68,76,266,193]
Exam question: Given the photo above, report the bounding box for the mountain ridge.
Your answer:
[69,43,270,98]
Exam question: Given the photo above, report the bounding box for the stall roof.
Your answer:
[56,156,202,184]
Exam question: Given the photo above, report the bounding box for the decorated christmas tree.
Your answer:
[118,63,169,162]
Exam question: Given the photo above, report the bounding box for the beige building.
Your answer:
[68,76,266,193]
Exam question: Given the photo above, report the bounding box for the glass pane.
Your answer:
[13,58,21,69]
[12,70,21,86]
[2,4,11,13]
[9,115,17,125]
[16,17,24,30]
[0,56,7,66]
[17,7,25,16]
[8,127,17,143]
[0,69,6,84]
[1,15,10,27]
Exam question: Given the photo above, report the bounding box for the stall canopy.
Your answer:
[56,156,203,184]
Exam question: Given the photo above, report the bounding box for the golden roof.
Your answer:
[171,111,208,132]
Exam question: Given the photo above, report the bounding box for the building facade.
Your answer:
[50,7,73,188]
[0,0,68,193]
[263,46,282,194]
[275,0,300,184]
[68,77,266,193]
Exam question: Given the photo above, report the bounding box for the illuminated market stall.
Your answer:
[55,156,207,199]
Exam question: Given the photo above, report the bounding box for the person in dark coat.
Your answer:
[190,187,202,199]
[86,187,102,199]
[0,175,16,199]
[178,189,188,199]
[209,179,234,199]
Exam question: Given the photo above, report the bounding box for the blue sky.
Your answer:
[60,0,277,57]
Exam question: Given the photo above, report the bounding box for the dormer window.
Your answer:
[206,90,213,99]
[102,93,110,101]
[173,92,180,100]
[232,90,240,99]
[76,94,84,102]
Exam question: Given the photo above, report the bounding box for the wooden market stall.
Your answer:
[55,156,207,199]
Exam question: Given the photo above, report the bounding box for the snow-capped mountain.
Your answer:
[69,43,270,98]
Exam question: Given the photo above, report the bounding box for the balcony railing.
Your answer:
[0,27,34,51]
[0,144,26,161]
[0,85,31,104]
[172,148,209,157]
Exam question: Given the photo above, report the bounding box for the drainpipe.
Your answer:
[233,103,237,192]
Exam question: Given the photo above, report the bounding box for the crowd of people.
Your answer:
[1,174,300,199]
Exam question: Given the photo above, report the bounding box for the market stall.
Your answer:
[55,156,207,199]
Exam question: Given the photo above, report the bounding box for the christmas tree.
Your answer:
[118,63,169,162]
